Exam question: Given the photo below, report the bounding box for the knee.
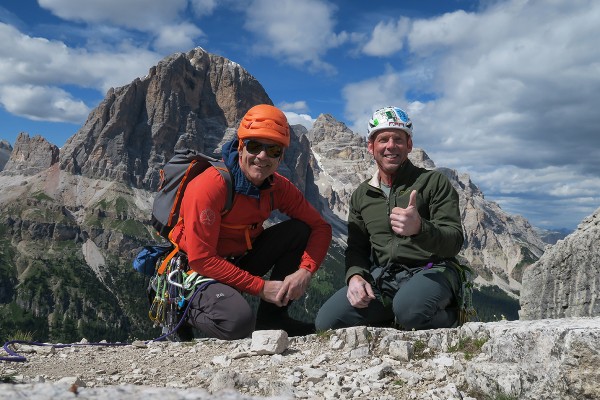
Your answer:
[226,309,255,340]
[214,306,254,340]
[393,308,428,330]
[289,219,310,240]
[315,308,334,332]
[392,297,457,330]
[392,297,431,330]
[315,289,352,331]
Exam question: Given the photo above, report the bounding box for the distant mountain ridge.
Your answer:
[0,47,570,342]
[534,227,571,244]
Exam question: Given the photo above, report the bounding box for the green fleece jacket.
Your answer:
[345,160,464,283]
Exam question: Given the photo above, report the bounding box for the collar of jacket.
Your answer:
[222,136,272,199]
[369,159,412,189]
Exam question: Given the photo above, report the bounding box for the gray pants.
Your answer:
[315,263,460,331]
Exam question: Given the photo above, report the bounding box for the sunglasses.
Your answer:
[243,139,283,158]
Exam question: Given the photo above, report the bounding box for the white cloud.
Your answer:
[279,101,309,113]
[0,22,162,123]
[408,10,478,54]
[362,17,410,57]
[408,0,600,173]
[153,22,205,54]
[0,84,89,122]
[284,112,315,131]
[38,0,205,53]
[341,67,411,135]
[279,101,315,130]
[38,0,187,31]
[470,164,600,229]
[244,0,347,73]
[190,0,218,17]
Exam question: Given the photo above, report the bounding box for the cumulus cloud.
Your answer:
[0,22,161,123]
[0,84,89,123]
[38,0,204,52]
[279,101,315,130]
[38,0,187,31]
[342,67,416,135]
[244,0,348,73]
[153,22,204,54]
[408,0,600,174]
[279,100,309,113]
[284,112,315,131]
[190,0,218,17]
[362,17,411,57]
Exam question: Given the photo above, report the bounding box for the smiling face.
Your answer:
[239,138,282,186]
[368,129,413,184]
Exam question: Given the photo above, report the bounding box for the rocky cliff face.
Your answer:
[58,48,273,189]
[0,140,12,171]
[2,133,58,176]
[520,206,600,319]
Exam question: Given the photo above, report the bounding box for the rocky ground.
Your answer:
[1,318,599,399]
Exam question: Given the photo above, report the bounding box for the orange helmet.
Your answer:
[237,104,290,147]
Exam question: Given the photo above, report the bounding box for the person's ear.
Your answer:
[367,140,374,155]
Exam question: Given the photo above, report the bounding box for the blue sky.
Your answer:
[1,0,599,231]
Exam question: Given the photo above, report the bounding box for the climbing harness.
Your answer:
[148,251,215,339]
[371,260,478,327]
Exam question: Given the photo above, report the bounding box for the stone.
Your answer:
[250,330,288,355]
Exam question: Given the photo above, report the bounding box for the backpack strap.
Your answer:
[159,160,235,274]
[157,229,181,275]
[209,160,234,214]
[221,223,258,250]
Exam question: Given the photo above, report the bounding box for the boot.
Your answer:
[255,301,315,337]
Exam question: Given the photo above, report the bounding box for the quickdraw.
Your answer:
[148,252,214,340]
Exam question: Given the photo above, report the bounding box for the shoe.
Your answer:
[256,314,315,337]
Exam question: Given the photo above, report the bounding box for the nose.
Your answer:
[255,149,269,159]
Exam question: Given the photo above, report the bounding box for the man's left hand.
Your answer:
[276,268,312,306]
[390,190,422,236]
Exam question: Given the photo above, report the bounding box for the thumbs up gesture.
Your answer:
[390,190,422,236]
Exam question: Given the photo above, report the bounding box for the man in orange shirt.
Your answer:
[171,104,332,339]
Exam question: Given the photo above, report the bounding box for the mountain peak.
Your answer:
[58,47,272,189]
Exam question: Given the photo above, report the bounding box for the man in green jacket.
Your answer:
[315,106,465,331]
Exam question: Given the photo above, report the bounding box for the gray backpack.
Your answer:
[151,149,234,239]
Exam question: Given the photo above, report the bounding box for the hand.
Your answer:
[390,190,421,236]
[347,275,375,308]
[259,280,285,306]
[276,268,312,306]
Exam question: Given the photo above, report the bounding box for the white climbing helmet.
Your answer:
[367,106,413,139]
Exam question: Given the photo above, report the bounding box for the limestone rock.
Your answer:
[2,132,59,176]
[1,318,598,400]
[0,139,12,171]
[250,330,288,355]
[58,47,273,189]
[520,206,600,319]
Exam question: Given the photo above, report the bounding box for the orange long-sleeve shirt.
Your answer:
[170,167,332,296]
